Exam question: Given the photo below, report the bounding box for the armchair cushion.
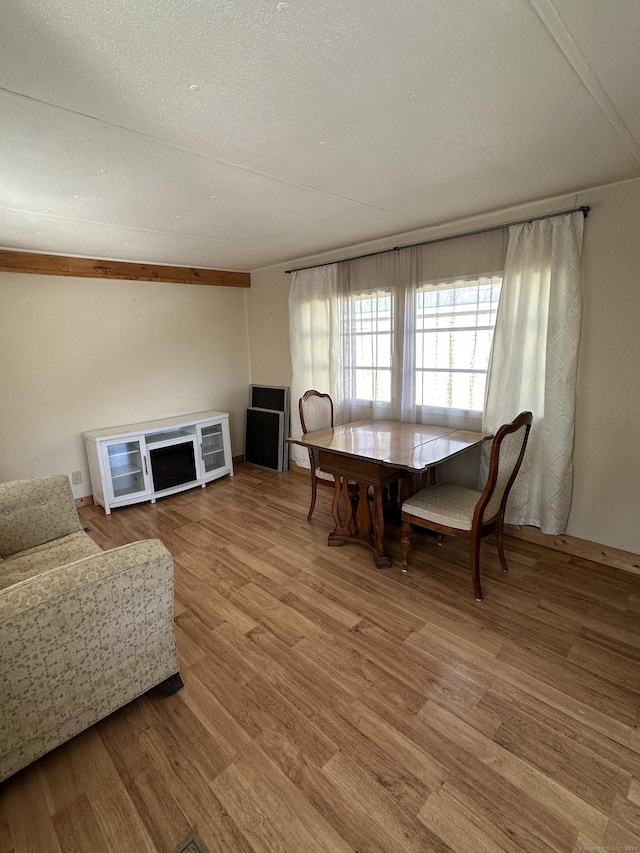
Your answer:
[0,531,102,590]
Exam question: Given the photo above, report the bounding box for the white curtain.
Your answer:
[288,263,341,468]
[482,211,584,534]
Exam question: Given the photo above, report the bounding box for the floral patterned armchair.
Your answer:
[0,474,182,782]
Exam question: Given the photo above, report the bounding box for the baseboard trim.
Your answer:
[75,495,94,508]
[505,525,640,576]
[289,460,310,477]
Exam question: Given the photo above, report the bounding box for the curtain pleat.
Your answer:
[481,211,584,533]
[288,263,340,468]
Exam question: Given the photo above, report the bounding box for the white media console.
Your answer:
[84,410,233,514]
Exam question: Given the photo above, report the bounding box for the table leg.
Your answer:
[399,473,415,504]
[329,475,353,539]
[355,482,372,542]
[328,475,391,568]
[370,484,391,567]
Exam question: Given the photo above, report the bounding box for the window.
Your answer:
[343,275,502,416]
[345,290,393,403]
[415,277,502,414]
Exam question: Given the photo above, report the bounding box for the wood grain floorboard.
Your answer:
[2,463,640,852]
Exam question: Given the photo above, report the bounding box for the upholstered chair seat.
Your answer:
[402,483,482,530]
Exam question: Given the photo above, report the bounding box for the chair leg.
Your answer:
[470,533,483,601]
[496,522,509,573]
[401,520,412,572]
[307,469,318,520]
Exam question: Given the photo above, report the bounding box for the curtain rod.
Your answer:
[285,205,590,274]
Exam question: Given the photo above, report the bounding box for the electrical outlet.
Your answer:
[72,470,82,485]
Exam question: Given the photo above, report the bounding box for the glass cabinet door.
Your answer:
[199,422,226,474]
[105,438,149,499]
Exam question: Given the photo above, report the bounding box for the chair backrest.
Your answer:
[475,411,533,525]
[0,475,82,558]
[299,390,334,435]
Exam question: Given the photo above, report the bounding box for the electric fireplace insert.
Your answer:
[149,441,197,491]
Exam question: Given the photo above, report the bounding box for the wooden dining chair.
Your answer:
[400,411,533,600]
[299,390,336,520]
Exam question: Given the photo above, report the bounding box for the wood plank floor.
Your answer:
[2,464,640,852]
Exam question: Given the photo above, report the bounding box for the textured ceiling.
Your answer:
[1,0,639,271]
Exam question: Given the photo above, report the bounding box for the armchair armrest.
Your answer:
[1,539,173,617]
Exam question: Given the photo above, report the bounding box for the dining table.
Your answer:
[288,419,487,569]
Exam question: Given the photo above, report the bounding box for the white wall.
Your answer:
[0,275,251,497]
[570,179,640,551]
[246,178,640,555]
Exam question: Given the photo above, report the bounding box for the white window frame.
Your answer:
[342,275,502,422]
[343,288,395,406]
[412,275,502,421]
